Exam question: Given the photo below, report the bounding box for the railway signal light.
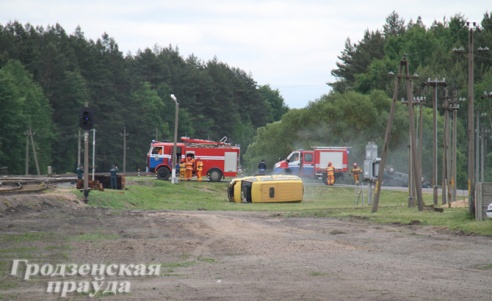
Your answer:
[79,107,94,130]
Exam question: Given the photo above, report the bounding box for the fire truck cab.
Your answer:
[147,137,240,182]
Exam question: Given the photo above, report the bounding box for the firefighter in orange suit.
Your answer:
[326,162,335,185]
[179,159,186,180]
[185,156,195,180]
[196,158,204,182]
[350,162,363,186]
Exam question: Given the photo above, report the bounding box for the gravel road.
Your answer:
[1,193,491,300]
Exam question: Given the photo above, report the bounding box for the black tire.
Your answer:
[208,169,223,182]
[157,167,170,180]
[321,172,328,185]
[335,172,344,182]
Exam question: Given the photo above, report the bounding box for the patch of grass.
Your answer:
[0,232,53,243]
[0,281,17,290]
[0,246,37,254]
[198,257,216,263]
[162,260,196,270]
[160,257,215,275]
[75,177,492,236]
[309,271,329,277]
[161,260,196,276]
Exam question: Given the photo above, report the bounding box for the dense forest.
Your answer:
[245,12,492,188]
[0,22,288,174]
[1,11,492,189]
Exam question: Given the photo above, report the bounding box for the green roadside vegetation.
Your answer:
[80,176,492,236]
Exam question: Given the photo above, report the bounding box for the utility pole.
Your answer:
[447,90,465,204]
[170,94,179,184]
[467,22,476,217]
[372,55,424,212]
[401,96,425,207]
[475,110,482,186]
[84,130,89,203]
[475,109,490,182]
[77,128,81,167]
[481,91,492,181]
[25,130,29,175]
[422,78,446,206]
[404,68,424,211]
[372,62,403,213]
[92,129,96,180]
[418,97,425,193]
[442,89,450,205]
[28,127,41,175]
[121,127,128,174]
[452,22,489,217]
[401,97,413,206]
[480,126,490,182]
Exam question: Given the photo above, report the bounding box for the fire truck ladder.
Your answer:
[312,146,351,150]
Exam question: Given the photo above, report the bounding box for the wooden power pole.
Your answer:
[372,55,424,212]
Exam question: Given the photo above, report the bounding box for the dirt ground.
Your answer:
[1,189,492,301]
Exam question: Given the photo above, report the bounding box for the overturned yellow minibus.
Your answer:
[227,175,303,203]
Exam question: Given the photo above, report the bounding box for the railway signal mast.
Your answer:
[79,104,94,203]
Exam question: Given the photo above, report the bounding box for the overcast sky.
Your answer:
[1,1,489,108]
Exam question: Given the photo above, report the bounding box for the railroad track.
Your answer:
[0,176,75,195]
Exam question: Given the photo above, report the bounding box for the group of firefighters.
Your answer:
[326,161,362,186]
[177,155,204,181]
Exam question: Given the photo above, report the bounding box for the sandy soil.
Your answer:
[1,191,492,300]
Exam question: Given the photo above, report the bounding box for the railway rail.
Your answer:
[0,174,459,195]
[0,176,75,195]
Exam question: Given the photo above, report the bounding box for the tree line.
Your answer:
[2,11,492,188]
[0,22,288,174]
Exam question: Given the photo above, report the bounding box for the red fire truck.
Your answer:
[147,137,240,182]
[272,146,350,184]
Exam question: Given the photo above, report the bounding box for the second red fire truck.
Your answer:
[273,146,350,184]
[147,137,240,182]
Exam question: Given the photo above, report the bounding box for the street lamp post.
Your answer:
[170,94,179,184]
